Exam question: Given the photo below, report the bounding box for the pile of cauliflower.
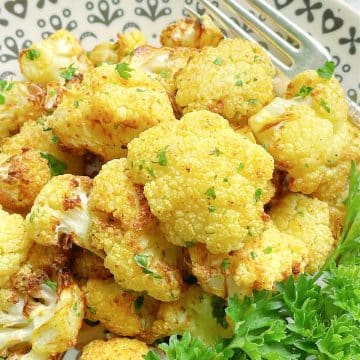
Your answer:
[0,14,358,359]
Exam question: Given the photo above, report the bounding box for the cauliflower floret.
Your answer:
[84,278,159,339]
[48,63,175,161]
[249,71,349,194]
[88,30,146,67]
[26,175,94,253]
[0,149,51,213]
[270,193,335,273]
[189,222,308,298]
[72,248,111,280]
[80,338,149,360]
[0,271,84,359]
[0,81,45,138]
[0,119,84,175]
[160,15,223,48]
[0,209,31,287]
[19,29,93,85]
[127,110,274,254]
[175,38,275,125]
[89,159,183,301]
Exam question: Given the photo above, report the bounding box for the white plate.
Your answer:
[0,0,359,104]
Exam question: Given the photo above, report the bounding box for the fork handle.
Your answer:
[347,98,360,127]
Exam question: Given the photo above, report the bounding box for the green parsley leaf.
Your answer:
[209,148,221,156]
[248,98,259,105]
[320,98,331,113]
[205,187,216,200]
[296,85,313,98]
[213,57,222,65]
[50,135,59,144]
[263,246,272,254]
[235,79,243,87]
[185,241,195,248]
[0,93,5,105]
[208,205,217,213]
[159,69,168,78]
[134,254,162,279]
[153,146,169,166]
[40,152,67,177]
[221,258,230,272]
[60,63,77,81]
[115,62,133,79]
[211,295,228,328]
[87,306,96,314]
[145,166,156,178]
[237,162,245,170]
[250,251,257,260]
[316,60,335,79]
[26,48,40,60]
[134,295,144,313]
[43,279,57,292]
[0,80,13,92]
[254,188,262,202]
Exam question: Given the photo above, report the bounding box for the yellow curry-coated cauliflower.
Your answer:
[26,174,94,253]
[0,149,51,213]
[19,29,93,85]
[0,119,84,175]
[270,193,335,274]
[88,159,183,301]
[0,209,31,287]
[80,338,149,360]
[127,110,274,254]
[249,71,349,194]
[88,30,146,66]
[84,278,159,339]
[160,15,223,48]
[0,81,45,138]
[0,270,84,359]
[189,222,308,298]
[49,63,175,161]
[175,38,275,125]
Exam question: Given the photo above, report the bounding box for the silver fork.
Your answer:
[185,0,360,125]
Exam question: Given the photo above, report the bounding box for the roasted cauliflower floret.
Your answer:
[89,159,183,301]
[189,223,308,298]
[0,119,84,175]
[249,71,349,194]
[0,209,31,287]
[0,271,84,359]
[88,30,146,67]
[160,15,223,48]
[80,338,149,360]
[127,110,274,254]
[48,63,175,161]
[0,81,45,138]
[19,29,93,85]
[0,149,51,213]
[84,278,159,339]
[270,193,335,273]
[26,174,94,253]
[175,38,275,125]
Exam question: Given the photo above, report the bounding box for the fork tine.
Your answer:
[199,0,290,72]
[184,5,202,20]
[222,0,298,57]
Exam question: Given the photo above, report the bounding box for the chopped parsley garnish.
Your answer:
[0,94,5,105]
[37,117,52,131]
[254,188,262,202]
[40,152,67,177]
[211,295,228,328]
[316,60,335,79]
[153,146,169,166]
[43,279,57,292]
[145,166,156,178]
[115,62,134,79]
[238,162,245,170]
[50,134,59,144]
[60,63,77,81]
[134,254,162,279]
[263,246,272,254]
[209,148,221,156]
[235,79,243,87]
[221,258,230,272]
[208,205,217,213]
[248,98,259,105]
[159,69,168,78]
[0,80,13,104]
[213,57,222,65]
[134,295,144,313]
[250,251,258,260]
[205,187,216,200]
[26,48,40,60]
[87,306,96,314]
[185,241,195,248]
[73,100,80,108]
[296,85,313,98]
[136,88,146,92]
[320,98,331,113]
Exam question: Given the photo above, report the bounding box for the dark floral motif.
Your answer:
[0,8,9,26]
[274,0,294,10]
[4,0,27,18]
[322,9,343,34]
[0,71,16,80]
[36,0,57,9]
[295,0,322,23]
[38,9,77,39]
[339,26,360,55]
[135,0,171,21]
[86,0,124,26]
[0,29,31,63]
[195,0,218,16]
